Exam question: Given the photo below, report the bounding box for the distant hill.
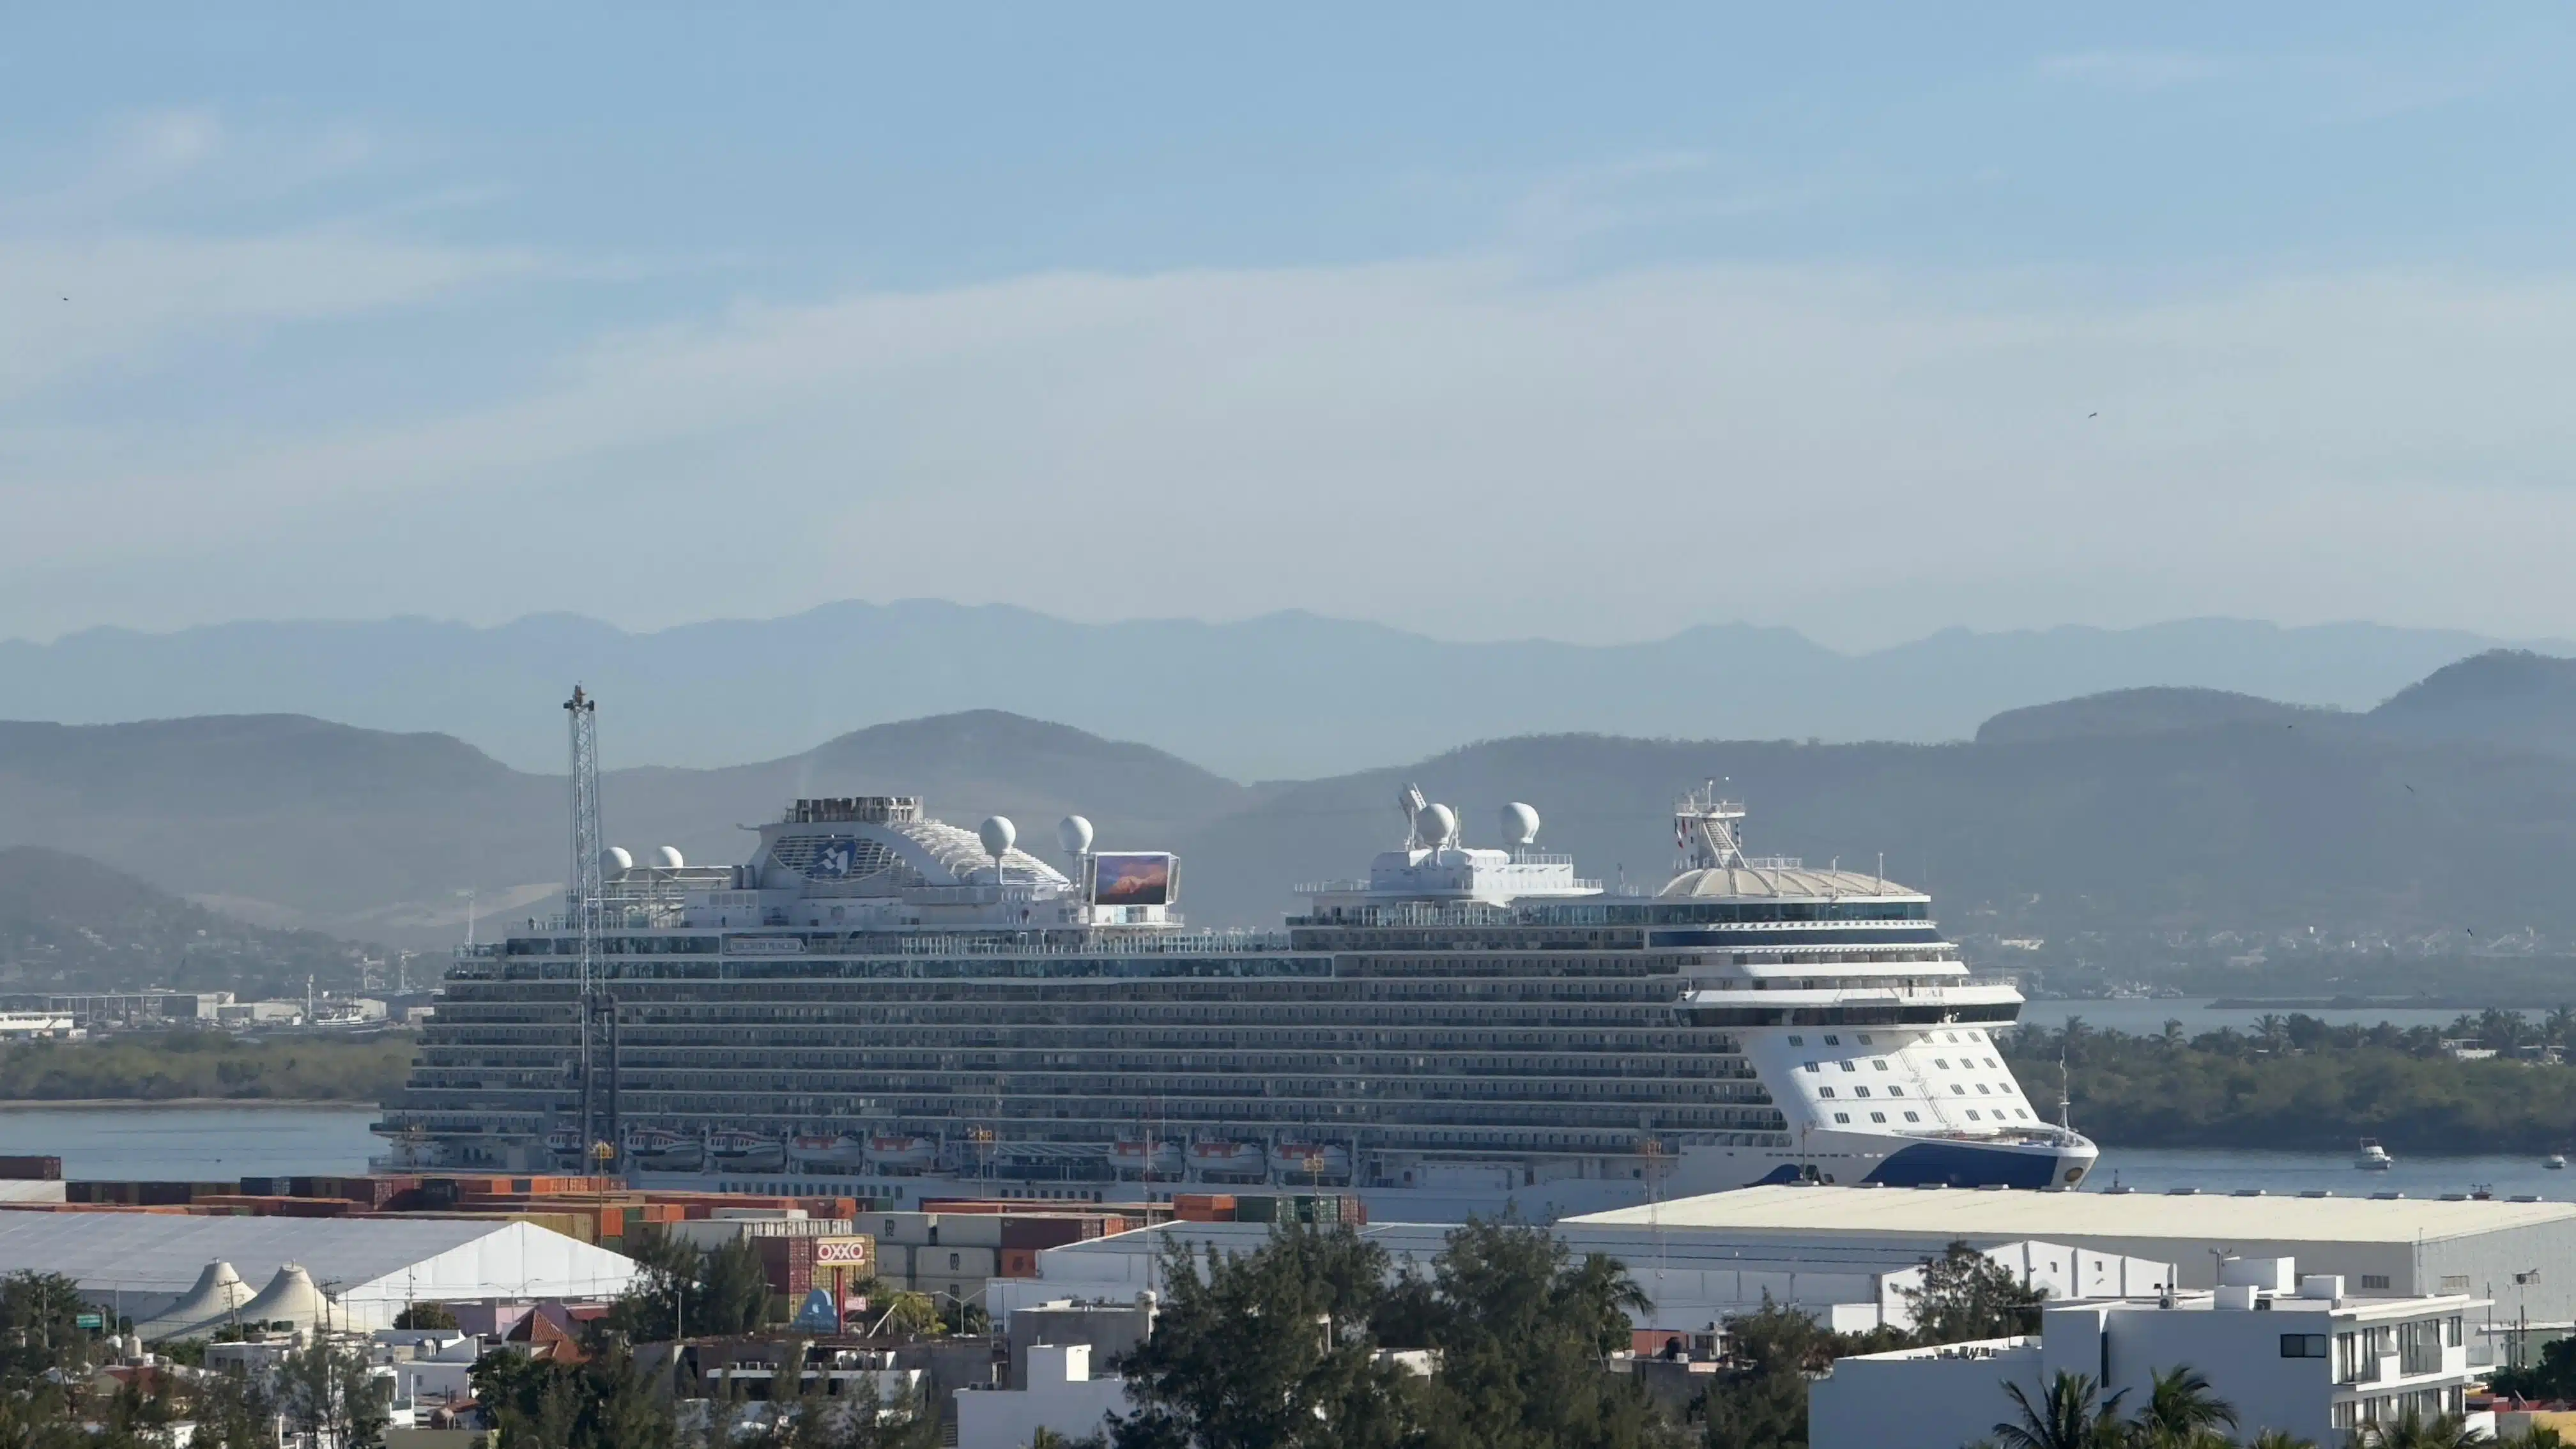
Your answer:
[0,602,2552,779]
[0,710,1250,944]
[17,649,2576,955]
[2367,650,2576,756]
[0,847,371,998]
[1974,687,2335,744]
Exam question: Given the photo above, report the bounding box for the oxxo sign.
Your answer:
[813,1239,871,1266]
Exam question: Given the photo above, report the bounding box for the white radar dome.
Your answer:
[979,815,1018,860]
[1415,802,1457,848]
[655,845,686,870]
[1057,815,1094,857]
[601,846,633,877]
[1500,802,1541,847]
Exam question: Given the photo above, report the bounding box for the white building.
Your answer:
[1810,1257,2488,1448]
[994,1219,2173,1335]
[954,1343,1133,1449]
[1570,1183,2576,1328]
[0,1214,640,1331]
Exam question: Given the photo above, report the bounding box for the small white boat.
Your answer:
[707,1130,786,1172]
[2547,1154,2566,1171]
[1112,1139,1184,1179]
[2356,1138,2393,1170]
[1190,1140,1268,1180]
[788,1132,868,1170]
[862,1134,939,1172]
[1268,1141,1353,1181]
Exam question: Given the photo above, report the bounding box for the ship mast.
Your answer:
[565,687,618,1170]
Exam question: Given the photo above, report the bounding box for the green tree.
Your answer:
[1698,1298,1835,1449]
[185,1365,282,1449]
[279,1336,392,1449]
[2129,1364,2235,1447]
[1901,1244,2049,1345]
[1989,1370,2126,1449]
[610,1228,773,1342]
[392,1301,459,1331]
[1108,1220,1432,1449]
[471,1341,677,1449]
[2350,1408,2478,1448]
[2241,1430,2318,1449]
[1410,1214,1675,1449]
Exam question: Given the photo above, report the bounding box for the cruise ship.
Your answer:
[379,773,2095,1220]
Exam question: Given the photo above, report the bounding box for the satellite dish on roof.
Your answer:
[1501,802,1541,847]
[1414,802,1457,850]
[979,815,1017,862]
[1057,815,1094,857]
[601,847,632,878]
[655,845,685,870]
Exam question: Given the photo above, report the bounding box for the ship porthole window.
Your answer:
[1832,1113,1850,1124]
[1904,1112,1920,1122]
[1870,1113,1886,1123]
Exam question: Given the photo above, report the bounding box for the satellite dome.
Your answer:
[1057,815,1094,857]
[601,846,633,877]
[655,845,685,870]
[1415,802,1457,849]
[978,816,1018,861]
[1500,802,1541,847]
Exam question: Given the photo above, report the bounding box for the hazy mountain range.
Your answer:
[4,650,2576,957]
[0,602,2559,781]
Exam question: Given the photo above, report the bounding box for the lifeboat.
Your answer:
[707,1130,786,1172]
[624,1128,705,1170]
[1269,1142,1353,1181]
[542,1126,585,1158]
[1190,1140,1268,1180]
[863,1135,940,1172]
[789,1132,868,1169]
[1112,1139,1186,1179]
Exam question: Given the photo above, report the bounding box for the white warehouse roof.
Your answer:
[0,1214,640,1331]
[1568,1184,2576,1245]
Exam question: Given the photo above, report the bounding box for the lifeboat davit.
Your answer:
[1112,1139,1185,1179]
[864,1135,939,1172]
[1268,1142,1353,1180]
[788,1132,868,1169]
[1190,1140,1267,1179]
[707,1130,786,1172]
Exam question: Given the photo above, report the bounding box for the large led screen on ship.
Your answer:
[1092,852,1176,906]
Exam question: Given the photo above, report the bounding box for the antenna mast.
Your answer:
[565,687,617,1170]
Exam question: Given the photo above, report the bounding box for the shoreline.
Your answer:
[0,1098,380,1111]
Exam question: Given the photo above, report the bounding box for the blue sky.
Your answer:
[6,5,2576,647]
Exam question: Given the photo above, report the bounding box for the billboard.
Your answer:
[1092,852,1176,907]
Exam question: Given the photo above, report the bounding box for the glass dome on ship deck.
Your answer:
[1658,864,1920,898]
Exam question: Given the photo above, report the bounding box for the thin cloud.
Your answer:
[2036,50,2238,91]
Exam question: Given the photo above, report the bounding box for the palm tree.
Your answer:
[2131,1364,2237,1445]
[2255,1014,2289,1052]
[2243,1431,2317,1449]
[2548,1005,2576,1048]
[2350,1407,2478,1448]
[1992,1370,2128,1449]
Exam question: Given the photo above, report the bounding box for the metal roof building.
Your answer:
[991,1218,2176,1334]
[1568,1185,2576,1324]
[0,1215,640,1333]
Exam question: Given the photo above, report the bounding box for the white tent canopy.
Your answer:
[134,1259,251,1340]
[0,1216,639,1332]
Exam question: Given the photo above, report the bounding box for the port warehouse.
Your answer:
[1564,1186,2576,1328]
[0,1215,641,1331]
[997,1186,2576,1338]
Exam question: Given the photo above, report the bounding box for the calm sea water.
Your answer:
[0,1104,381,1180]
[0,1106,2570,1207]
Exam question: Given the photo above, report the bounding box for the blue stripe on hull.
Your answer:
[1862,1141,2066,1190]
